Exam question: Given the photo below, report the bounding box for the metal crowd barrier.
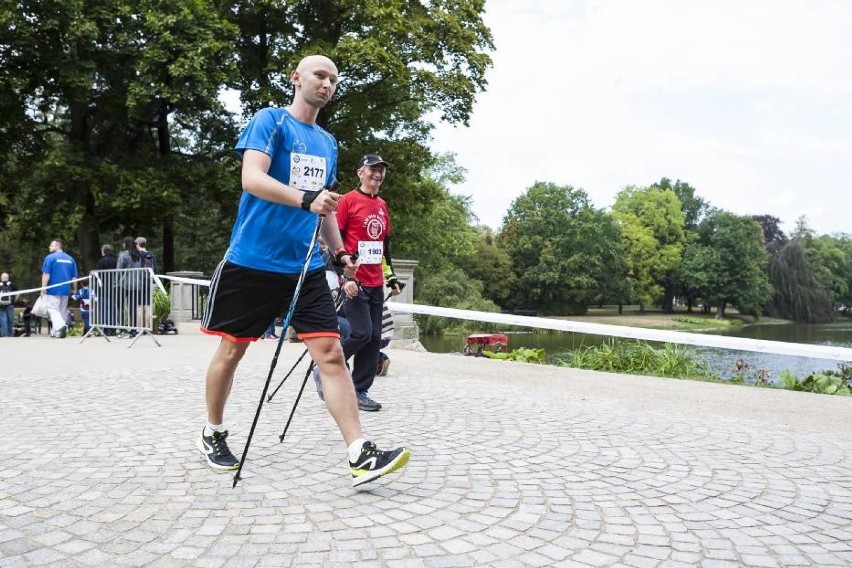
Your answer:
[83,268,161,348]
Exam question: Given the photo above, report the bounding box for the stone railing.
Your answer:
[386,259,418,346]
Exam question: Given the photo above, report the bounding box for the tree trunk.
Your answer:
[618,302,623,315]
[157,104,175,272]
[661,281,675,313]
[68,95,98,271]
[716,301,727,319]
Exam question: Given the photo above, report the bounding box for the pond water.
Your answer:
[417,320,852,382]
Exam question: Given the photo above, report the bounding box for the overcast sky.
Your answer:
[430,0,852,236]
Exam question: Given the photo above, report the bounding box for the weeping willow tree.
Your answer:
[768,241,833,323]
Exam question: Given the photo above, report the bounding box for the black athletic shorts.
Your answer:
[201,260,340,342]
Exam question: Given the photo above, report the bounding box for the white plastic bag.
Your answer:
[32,295,50,318]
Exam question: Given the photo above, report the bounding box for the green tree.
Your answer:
[834,235,852,314]
[1,1,494,282]
[792,218,849,311]
[612,186,685,313]
[392,154,479,274]
[651,177,710,230]
[414,266,500,335]
[501,182,623,315]
[460,231,517,308]
[700,211,772,318]
[1,0,239,275]
[752,214,788,254]
[768,241,833,323]
[671,242,721,313]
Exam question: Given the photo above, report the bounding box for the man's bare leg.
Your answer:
[304,336,363,445]
[206,338,250,424]
[303,335,410,487]
[197,337,250,471]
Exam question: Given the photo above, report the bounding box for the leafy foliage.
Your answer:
[482,347,546,363]
[414,266,500,335]
[768,241,833,323]
[460,231,517,308]
[699,211,772,318]
[779,368,850,396]
[671,242,722,313]
[612,186,686,311]
[501,182,624,315]
[0,0,493,285]
[152,287,171,324]
[556,339,717,380]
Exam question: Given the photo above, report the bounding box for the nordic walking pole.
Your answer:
[232,180,338,488]
[385,281,405,302]
[266,280,352,403]
[266,347,311,402]
[279,361,315,442]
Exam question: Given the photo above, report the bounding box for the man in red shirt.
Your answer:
[334,154,402,411]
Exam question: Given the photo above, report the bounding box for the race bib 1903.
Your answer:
[358,241,383,264]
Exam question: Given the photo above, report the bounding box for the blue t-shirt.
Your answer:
[42,251,78,295]
[228,107,338,274]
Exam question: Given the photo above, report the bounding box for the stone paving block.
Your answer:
[3,340,852,567]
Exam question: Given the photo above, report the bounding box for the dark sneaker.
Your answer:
[59,326,67,338]
[377,355,390,377]
[313,366,324,401]
[350,441,410,487]
[196,428,239,471]
[357,391,381,412]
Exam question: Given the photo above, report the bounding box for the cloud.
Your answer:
[431,0,852,235]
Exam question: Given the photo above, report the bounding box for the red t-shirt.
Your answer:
[336,189,391,287]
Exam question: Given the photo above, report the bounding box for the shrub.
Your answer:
[555,338,718,381]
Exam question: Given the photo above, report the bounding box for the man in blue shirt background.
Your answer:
[41,239,77,338]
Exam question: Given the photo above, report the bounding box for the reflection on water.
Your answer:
[418,321,852,382]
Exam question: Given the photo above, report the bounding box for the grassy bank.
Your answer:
[558,305,792,332]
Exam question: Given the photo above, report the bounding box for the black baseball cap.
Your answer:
[360,154,389,167]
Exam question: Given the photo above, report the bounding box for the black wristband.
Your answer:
[333,250,359,266]
[301,190,321,212]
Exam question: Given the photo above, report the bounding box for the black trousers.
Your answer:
[341,285,384,393]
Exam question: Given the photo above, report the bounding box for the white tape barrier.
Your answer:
[51,273,851,362]
[387,303,852,362]
[5,270,165,298]
[5,276,91,298]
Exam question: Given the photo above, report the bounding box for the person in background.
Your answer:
[261,320,280,341]
[134,237,156,330]
[95,244,117,270]
[135,237,157,273]
[41,239,78,338]
[0,272,18,338]
[94,243,118,335]
[332,154,403,411]
[21,297,38,336]
[116,236,142,334]
[376,303,394,376]
[73,283,92,334]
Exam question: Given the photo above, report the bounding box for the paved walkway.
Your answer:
[1,334,851,567]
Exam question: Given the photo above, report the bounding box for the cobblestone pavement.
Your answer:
[2,335,851,567]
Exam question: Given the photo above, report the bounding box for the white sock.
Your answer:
[205,423,225,436]
[347,438,367,461]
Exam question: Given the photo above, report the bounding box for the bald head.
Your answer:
[296,55,337,74]
[290,55,339,114]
